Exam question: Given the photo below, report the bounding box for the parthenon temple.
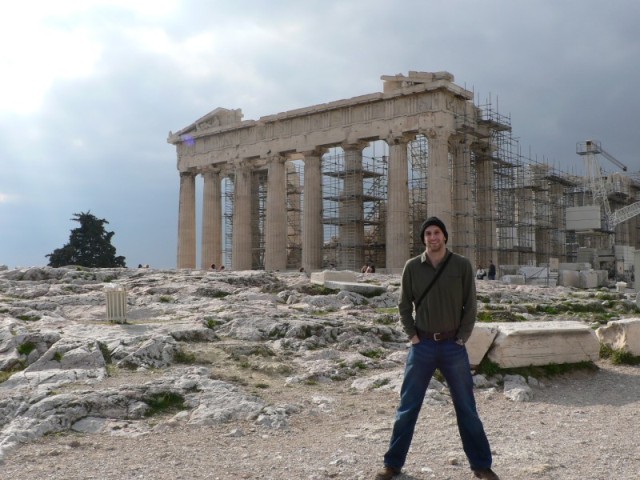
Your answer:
[168,71,640,276]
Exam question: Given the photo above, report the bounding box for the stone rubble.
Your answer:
[1,265,639,471]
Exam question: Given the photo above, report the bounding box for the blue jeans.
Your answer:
[383,338,492,470]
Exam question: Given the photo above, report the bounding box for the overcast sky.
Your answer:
[1,0,639,269]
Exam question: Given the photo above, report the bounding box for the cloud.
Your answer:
[2,0,640,268]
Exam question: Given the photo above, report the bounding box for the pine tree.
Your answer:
[46,211,126,268]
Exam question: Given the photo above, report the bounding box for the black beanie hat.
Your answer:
[420,216,448,244]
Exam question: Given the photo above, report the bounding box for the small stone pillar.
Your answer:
[104,284,127,323]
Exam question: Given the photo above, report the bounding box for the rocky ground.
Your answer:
[1,267,639,479]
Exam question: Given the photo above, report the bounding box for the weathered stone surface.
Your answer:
[558,270,580,287]
[310,270,357,285]
[467,323,499,367]
[579,270,599,289]
[0,265,636,466]
[503,374,534,402]
[488,321,600,368]
[596,318,640,355]
[323,281,386,296]
[502,275,525,285]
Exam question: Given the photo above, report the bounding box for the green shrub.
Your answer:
[476,357,597,378]
[53,351,64,362]
[17,341,36,356]
[159,296,173,303]
[361,349,384,359]
[205,317,223,329]
[600,344,640,365]
[98,342,113,364]
[173,349,197,364]
[17,314,40,322]
[144,392,185,417]
[374,314,397,325]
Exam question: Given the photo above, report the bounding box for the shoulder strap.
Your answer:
[414,252,453,312]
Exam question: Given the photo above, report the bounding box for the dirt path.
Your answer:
[2,360,639,479]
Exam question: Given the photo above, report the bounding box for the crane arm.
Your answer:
[577,140,628,171]
[599,148,628,172]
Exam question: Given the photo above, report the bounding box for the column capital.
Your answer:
[179,169,197,178]
[449,132,472,146]
[385,133,415,146]
[424,127,453,141]
[201,165,222,174]
[341,141,369,152]
[300,147,328,158]
[264,154,286,165]
[233,158,254,170]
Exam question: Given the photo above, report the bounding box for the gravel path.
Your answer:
[2,359,639,479]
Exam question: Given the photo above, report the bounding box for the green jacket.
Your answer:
[398,249,477,342]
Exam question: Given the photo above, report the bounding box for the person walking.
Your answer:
[375,217,499,480]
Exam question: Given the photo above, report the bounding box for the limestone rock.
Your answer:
[596,318,640,356]
[466,323,499,367]
[488,321,600,368]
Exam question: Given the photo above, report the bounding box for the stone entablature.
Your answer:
[168,71,478,171]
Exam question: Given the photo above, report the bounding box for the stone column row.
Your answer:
[177,133,469,272]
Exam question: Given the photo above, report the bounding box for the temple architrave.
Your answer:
[168,71,508,272]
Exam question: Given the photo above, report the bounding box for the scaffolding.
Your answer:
[321,142,388,271]
[222,176,234,268]
[216,93,640,277]
[286,161,303,269]
[408,135,429,257]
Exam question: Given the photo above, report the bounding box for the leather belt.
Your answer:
[417,329,457,341]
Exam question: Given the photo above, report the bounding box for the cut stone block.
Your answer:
[558,270,579,287]
[466,323,499,367]
[310,270,357,285]
[487,321,599,368]
[578,270,598,289]
[323,281,385,296]
[501,275,525,285]
[596,318,640,356]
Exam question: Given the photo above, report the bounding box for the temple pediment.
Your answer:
[169,107,244,141]
[195,107,244,131]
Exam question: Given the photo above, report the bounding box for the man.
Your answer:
[375,217,499,480]
[488,260,496,281]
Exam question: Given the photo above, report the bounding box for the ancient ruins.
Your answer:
[168,71,640,279]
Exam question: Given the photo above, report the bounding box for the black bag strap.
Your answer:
[414,252,453,312]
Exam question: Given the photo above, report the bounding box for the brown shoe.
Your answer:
[473,467,500,479]
[374,465,402,480]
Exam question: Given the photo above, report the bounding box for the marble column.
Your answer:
[264,156,287,271]
[177,170,197,269]
[341,143,366,271]
[519,187,536,265]
[302,149,325,272]
[550,182,566,258]
[426,129,453,242]
[232,161,253,270]
[201,168,222,270]
[451,137,476,263]
[386,136,411,272]
[475,150,496,268]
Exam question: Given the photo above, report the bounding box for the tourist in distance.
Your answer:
[476,265,486,280]
[375,217,499,480]
[488,260,496,280]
